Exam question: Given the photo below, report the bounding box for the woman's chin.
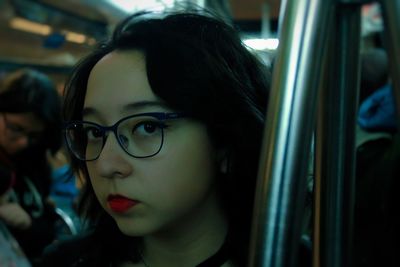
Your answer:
[114,217,153,237]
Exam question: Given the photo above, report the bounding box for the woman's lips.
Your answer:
[107,194,138,213]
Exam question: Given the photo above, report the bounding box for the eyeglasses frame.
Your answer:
[64,112,185,161]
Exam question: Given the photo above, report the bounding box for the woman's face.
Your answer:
[84,50,221,237]
[0,112,44,155]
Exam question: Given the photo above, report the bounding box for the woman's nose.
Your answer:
[92,134,133,179]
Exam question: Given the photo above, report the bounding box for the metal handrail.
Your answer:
[248,0,400,266]
[248,0,334,266]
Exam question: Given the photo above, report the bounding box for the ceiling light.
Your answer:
[243,38,279,51]
[9,17,52,36]
[63,31,87,44]
[106,0,175,13]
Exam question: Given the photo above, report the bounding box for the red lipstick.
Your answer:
[107,194,138,213]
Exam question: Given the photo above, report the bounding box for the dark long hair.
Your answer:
[0,68,62,195]
[64,10,270,266]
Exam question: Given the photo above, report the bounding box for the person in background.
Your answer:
[354,47,399,267]
[0,68,62,266]
[0,171,32,267]
[40,9,278,267]
[358,48,389,105]
[48,149,79,210]
[47,148,81,236]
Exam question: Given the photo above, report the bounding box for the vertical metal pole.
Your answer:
[248,0,334,266]
[313,37,333,267]
[380,0,400,124]
[315,2,362,267]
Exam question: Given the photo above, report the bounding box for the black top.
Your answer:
[40,229,230,267]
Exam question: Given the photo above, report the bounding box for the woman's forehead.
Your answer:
[84,51,161,118]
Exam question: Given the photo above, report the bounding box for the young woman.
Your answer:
[0,68,62,265]
[42,10,271,267]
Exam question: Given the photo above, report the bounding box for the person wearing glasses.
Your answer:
[0,68,62,266]
[42,10,271,267]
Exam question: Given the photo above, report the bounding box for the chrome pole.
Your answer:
[248,0,334,266]
[315,2,362,267]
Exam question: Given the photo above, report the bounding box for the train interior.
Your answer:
[0,0,398,266]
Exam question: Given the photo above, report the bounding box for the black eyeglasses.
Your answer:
[64,112,185,161]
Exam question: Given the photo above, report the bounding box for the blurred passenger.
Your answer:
[47,149,81,236]
[40,9,278,267]
[358,83,397,133]
[0,179,32,267]
[354,48,399,267]
[0,68,62,266]
[358,47,389,105]
[48,149,79,210]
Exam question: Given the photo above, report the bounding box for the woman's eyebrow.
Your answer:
[82,107,98,117]
[122,100,169,112]
[82,101,169,117]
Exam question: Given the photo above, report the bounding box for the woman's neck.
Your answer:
[141,193,229,267]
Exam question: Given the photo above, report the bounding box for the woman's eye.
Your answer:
[133,121,165,136]
[85,127,103,140]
